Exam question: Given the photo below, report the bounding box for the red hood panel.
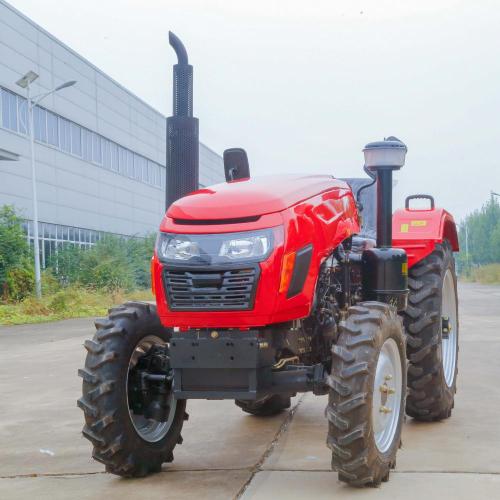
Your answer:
[167,175,349,220]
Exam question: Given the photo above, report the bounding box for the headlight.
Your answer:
[159,237,201,261]
[156,229,274,264]
[219,235,270,260]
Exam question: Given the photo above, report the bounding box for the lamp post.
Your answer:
[15,72,76,298]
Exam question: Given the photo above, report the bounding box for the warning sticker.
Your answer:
[411,220,427,227]
[400,223,409,233]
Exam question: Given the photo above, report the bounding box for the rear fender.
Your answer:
[392,205,459,268]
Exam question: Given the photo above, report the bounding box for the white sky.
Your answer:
[8,0,500,222]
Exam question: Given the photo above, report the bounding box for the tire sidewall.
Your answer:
[437,247,459,397]
[369,313,407,464]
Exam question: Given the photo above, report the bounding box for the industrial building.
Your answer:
[0,0,223,267]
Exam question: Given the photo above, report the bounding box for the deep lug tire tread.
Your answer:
[402,241,458,421]
[326,302,407,487]
[78,301,187,477]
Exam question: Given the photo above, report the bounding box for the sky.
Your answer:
[7,0,500,222]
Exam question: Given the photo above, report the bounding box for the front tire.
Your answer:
[78,302,187,477]
[326,302,406,487]
[403,241,459,421]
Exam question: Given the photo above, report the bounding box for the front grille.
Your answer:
[163,266,259,311]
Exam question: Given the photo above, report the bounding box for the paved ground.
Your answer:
[0,283,499,499]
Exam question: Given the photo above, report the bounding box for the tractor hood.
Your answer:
[166,174,349,221]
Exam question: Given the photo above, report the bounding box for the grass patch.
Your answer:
[461,263,500,285]
[0,287,153,325]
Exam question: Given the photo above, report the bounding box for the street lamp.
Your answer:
[16,71,76,298]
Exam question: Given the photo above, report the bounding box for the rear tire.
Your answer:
[326,302,406,487]
[235,394,291,416]
[403,241,459,421]
[78,301,187,477]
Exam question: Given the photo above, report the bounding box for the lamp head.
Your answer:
[16,71,39,88]
[55,80,77,91]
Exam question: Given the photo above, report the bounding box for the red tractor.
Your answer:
[79,33,459,487]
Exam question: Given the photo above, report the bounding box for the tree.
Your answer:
[0,205,34,300]
[457,196,500,269]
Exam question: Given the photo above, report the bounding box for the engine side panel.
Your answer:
[270,186,359,324]
[154,185,360,328]
[392,207,459,268]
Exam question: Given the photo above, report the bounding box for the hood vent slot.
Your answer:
[173,215,261,225]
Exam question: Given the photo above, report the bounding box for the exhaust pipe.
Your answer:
[166,31,199,209]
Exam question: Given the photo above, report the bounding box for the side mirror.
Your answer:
[223,148,250,182]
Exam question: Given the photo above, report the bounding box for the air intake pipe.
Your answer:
[166,31,199,209]
[361,137,409,311]
[362,137,407,247]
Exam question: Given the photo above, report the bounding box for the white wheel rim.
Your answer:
[126,335,177,443]
[372,338,403,453]
[441,269,458,387]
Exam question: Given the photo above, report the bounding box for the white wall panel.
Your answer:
[0,0,223,239]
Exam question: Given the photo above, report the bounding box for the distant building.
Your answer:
[0,0,223,267]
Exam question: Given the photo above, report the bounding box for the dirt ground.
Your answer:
[1,283,499,499]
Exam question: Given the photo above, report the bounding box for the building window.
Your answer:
[47,111,59,146]
[82,128,92,161]
[1,88,18,131]
[134,154,145,181]
[110,142,119,172]
[118,146,127,175]
[34,106,48,143]
[102,139,112,169]
[1,86,168,190]
[59,116,71,153]
[92,132,102,164]
[70,122,82,157]
[18,97,28,135]
[126,149,134,178]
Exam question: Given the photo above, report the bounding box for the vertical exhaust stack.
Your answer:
[166,31,199,209]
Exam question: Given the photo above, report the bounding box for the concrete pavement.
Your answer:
[0,283,499,499]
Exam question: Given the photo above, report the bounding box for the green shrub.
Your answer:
[41,269,61,295]
[458,196,500,271]
[78,236,135,291]
[125,233,156,289]
[5,260,35,301]
[48,244,85,285]
[47,233,155,292]
[0,206,34,300]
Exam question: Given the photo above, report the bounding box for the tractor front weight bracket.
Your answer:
[169,329,328,400]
